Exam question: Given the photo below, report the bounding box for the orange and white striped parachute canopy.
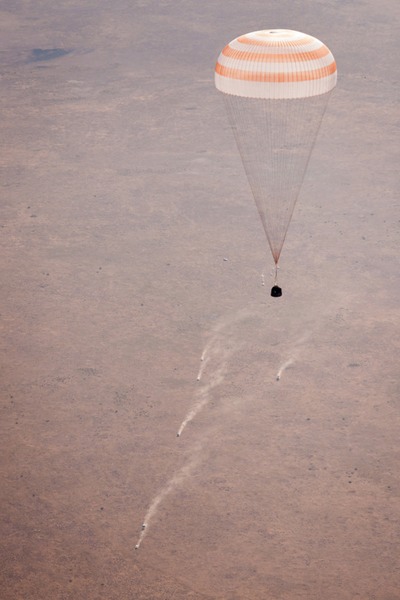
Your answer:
[215,29,337,99]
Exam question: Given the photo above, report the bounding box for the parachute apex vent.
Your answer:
[271,285,282,297]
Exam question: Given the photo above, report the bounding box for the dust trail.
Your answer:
[177,366,226,437]
[135,446,201,550]
[200,340,213,362]
[196,355,210,381]
[177,309,252,437]
[136,313,246,550]
[275,332,311,381]
[276,358,294,381]
[196,334,219,378]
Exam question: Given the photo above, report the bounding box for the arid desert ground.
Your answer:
[1,1,399,599]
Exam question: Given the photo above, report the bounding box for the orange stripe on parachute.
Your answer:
[215,60,337,82]
[236,34,313,47]
[222,44,331,63]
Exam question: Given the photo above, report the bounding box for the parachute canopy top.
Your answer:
[215,29,337,99]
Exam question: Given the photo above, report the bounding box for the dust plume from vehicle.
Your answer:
[276,358,294,381]
[276,332,311,381]
[196,355,210,381]
[135,447,201,550]
[177,365,226,437]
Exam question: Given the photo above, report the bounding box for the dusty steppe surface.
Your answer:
[0,1,399,599]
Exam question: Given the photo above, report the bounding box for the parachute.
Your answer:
[215,29,337,296]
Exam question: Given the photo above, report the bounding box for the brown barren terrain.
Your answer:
[1,1,399,599]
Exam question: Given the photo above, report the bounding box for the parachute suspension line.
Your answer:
[271,263,282,297]
[274,263,279,285]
